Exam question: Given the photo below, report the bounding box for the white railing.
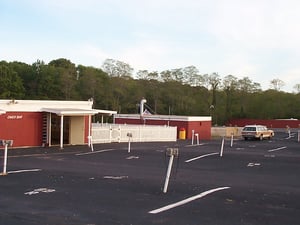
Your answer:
[92,124,177,143]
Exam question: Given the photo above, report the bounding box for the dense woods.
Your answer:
[1,58,300,125]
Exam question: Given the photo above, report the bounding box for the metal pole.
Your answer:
[128,138,131,153]
[195,133,199,145]
[191,130,194,145]
[220,136,225,157]
[298,130,300,142]
[48,113,52,147]
[60,115,64,149]
[2,144,8,175]
[88,115,91,142]
[163,154,174,193]
[230,133,233,147]
[89,136,94,152]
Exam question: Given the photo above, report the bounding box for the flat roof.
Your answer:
[114,114,211,122]
[42,108,117,116]
[0,99,117,116]
[42,108,99,116]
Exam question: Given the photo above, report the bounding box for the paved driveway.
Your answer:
[1,132,300,225]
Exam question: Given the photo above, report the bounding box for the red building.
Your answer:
[114,114,212,140]
[0,99,116,148]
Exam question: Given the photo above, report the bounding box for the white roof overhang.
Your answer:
[42,108,117,116]
[42,108,98,116]
[94,109,117,116]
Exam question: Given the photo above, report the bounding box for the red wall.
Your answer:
[115,117,211,140]
[227,118,300,128]
[0,112,43,147]
[187,121,211,140]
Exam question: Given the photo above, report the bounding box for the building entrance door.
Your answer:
[51,115,70,145]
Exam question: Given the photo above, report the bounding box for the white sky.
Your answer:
[1,0,300,92]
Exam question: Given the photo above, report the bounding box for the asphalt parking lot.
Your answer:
[1,131,300,225]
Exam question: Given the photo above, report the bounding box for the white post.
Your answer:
[163,154,174,193]
[48,113,52,147]
[128,138,131,153]
[195,133,199,145]
[2,143,8,175]
[88,115,91,142]
[191,130,194,145]
[230,133,234,147]
[298,130,300,142]
[60,115,64,149]
[220,136,225,157]
[88,136,94,152]
[127,132,132,153]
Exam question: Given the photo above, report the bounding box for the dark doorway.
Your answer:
[51,115,70,145]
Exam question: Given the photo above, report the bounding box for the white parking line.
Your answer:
[149,186,230,214]
[7,169,42,174]
[185,152,219,163]
[76,149,115,156]
[268,146,287,152]
[103,175,128,180]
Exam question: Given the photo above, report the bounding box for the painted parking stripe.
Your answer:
[149,186,230,214]
[185,152,219,163]
[76,149,115,156]
[103,175,128,180]
[7,169,42,174]
[268,146,287,152]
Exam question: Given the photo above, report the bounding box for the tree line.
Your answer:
[1,58,300,125]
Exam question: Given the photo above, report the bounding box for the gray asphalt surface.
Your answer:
[1,131,300,225]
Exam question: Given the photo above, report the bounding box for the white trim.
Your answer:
[95,109,117,115]
[114,114,211,122]
[42,108,98,116]
[0,99,94,112]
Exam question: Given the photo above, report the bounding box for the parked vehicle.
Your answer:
[241,125,274,140]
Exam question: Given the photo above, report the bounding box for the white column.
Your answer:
[88,115,91,139]
[2,143,8,175]
[60,115,64,149]
[48,113,52,147]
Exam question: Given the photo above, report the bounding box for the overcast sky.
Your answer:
[1,0,300,92]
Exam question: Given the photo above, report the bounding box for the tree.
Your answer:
[102,59,133,78]
[293,83,300,93]
[208,72,221,105]
[171,68,184,83]
[206,72,221,125]
[238,77,261,93]
[136,70,149,80]
[49,58,77,100]
[222,75,238,121]
[148,71,159,81]
[160,70,173,82]
[9,61,35,99]
[182,65,200,86]
[270,78,285,91]
[0,62,25,98]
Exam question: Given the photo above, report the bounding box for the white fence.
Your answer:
[92,124,177,143]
